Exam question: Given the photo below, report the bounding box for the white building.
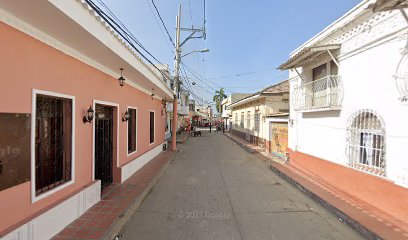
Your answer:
[221,93,251,130]
[279,0,408,224]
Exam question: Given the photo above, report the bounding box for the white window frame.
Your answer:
[149,110,156,145]
[126,106,138,156]
[246,111,251,129]
[92,99,120,181]
[31,89,76,203]
[347,109,386,177]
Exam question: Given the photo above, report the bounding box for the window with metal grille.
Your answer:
[150,111,155,144]
[240,112,244,128]
[347,110,385,176]
[35,94,72,195]
[246,111,251,129]
[128,108,137,154]
[254,112,260,132]
[235,113,238,127]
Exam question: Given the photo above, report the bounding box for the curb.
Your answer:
[106,151,175,240]
[268,163,381,240]
[223,133,256,154]
[224,134,381,240]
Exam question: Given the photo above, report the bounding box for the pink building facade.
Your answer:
[0,1,174,239]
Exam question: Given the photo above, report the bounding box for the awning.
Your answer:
[278,44,341,70]
[368,0,408,12]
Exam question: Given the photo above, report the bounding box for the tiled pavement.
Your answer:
[52,149,174,240]
[224,132,408,240]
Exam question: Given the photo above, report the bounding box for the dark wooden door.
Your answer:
[94,104,113,189]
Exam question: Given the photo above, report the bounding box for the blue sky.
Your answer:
[99,0,361,105]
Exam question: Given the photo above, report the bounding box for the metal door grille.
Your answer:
[347,110,385,176]
[35,95,72,195]
[95,105,113,189]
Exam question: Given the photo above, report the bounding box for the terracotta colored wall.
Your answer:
[0,22,166,232]
[288,148,408,223]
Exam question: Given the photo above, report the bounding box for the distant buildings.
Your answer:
[279,0,408,225]
[221,93,251,130]
[229,81,289,156]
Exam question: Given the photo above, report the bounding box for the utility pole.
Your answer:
[171,4,181,151]
[171,3,207,151]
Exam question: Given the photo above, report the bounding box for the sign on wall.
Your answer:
[0,113,31,191]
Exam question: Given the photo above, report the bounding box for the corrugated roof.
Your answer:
[261,79,290,94]
[229,79,289,108]
[278,44,340,70]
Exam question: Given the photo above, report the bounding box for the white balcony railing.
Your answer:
[166,103,190,116]
[178,106,189,116]
[293,75,343,111]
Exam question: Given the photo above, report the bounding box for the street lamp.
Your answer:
[181,48,210,58]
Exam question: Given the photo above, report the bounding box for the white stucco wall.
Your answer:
[231,94,289,141]
[288,9,408,187]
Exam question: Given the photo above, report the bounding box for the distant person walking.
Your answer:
[209,123,212,133]
[222,123,225,133]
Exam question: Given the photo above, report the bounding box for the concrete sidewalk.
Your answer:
[119,131,364,240]
[224,132,408,240]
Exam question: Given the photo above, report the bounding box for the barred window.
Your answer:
[150,111,155,144]
[254,112,260,132]
[240,112,244,128]
[347,110,385,176]
[128,108,137,154]
[246,111,251,129]
[235,113,238,127]
[35,94,73,196]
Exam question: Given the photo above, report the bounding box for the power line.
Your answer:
[207,67,277,80]
[188,0,194,28]
[86,0,170,80]
[151,0,175,47]
[145,0,175,51]
[181,62,235,94]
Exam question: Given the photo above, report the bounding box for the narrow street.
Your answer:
[120,130,364,240]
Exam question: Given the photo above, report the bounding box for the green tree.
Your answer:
[213,88,227,115]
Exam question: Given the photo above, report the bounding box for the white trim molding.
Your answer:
[126,106,138,156]
[149,110,156,145]
[0,5,173,99]
[121,142,166,183]
[2,181,100,240]
[92,99,120,182]
[31,89,76,203]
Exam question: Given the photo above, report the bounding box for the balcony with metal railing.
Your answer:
[293,75,343,112]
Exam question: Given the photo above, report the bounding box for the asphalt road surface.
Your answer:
[120,130,365,240]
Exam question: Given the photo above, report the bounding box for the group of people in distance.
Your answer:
[208,122,224,133]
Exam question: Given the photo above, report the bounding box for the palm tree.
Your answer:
[213,88,227,115]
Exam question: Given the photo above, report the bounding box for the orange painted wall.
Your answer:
[0,21,166,232]
[288,148,408,223]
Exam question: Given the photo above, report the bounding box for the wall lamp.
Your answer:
[122,110,130,122]
[83,105,94,123]
[118,68,125,87]
[151,88,155,100]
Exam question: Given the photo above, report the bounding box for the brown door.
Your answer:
[94,104,113,189]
